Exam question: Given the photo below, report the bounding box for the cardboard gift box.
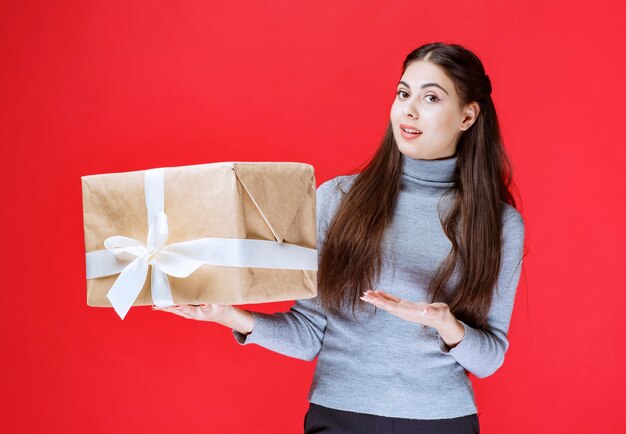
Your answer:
[81,161,317,319]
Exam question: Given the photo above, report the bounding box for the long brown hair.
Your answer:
[317,42,520,331]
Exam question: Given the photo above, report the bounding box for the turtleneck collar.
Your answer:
[401,153,457,189]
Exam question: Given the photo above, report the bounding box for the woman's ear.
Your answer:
[460,102,480,131]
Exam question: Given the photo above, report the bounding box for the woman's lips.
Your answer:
[400,126,422,140]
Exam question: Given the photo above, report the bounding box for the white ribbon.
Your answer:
[85,168,317,320]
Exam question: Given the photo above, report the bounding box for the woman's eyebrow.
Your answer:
[397,80,449,96]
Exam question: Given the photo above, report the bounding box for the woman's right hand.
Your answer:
[153,304,231,323]
[153,304,255,335]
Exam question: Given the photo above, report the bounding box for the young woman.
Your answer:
[155,41,526,434]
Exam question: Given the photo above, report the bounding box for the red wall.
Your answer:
[1,1,624,432]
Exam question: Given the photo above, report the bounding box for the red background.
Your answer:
[1,1,624,433]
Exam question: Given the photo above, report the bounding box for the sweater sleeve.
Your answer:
[437,206,526,378]
[231,178,341,361]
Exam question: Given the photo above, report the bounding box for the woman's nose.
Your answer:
[402,102,418,118]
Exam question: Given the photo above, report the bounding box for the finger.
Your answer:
[364,289,397,302]
[153,305,180,314]
[178,305,201,319]
[199,304,220,315]
[360,294,394,312]
[373,290,402,303]
[157,306,186,316]
[365,291,397,306]
[360,296,381,313]
[154,305,192,319]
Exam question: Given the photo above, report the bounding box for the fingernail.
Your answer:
[152,306,158,310]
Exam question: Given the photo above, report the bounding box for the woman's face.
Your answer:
[390,60,478,160]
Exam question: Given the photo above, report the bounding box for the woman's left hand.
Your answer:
[361,289,466,348]
[360,289,451,330]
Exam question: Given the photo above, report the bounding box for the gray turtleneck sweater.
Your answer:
[232,154,525,420]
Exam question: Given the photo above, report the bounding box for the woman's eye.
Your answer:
[397,90,409,98]
[425,95,440,103]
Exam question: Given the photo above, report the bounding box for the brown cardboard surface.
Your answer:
[81,161,317,308]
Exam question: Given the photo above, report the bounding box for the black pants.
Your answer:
[304,403,479,434]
